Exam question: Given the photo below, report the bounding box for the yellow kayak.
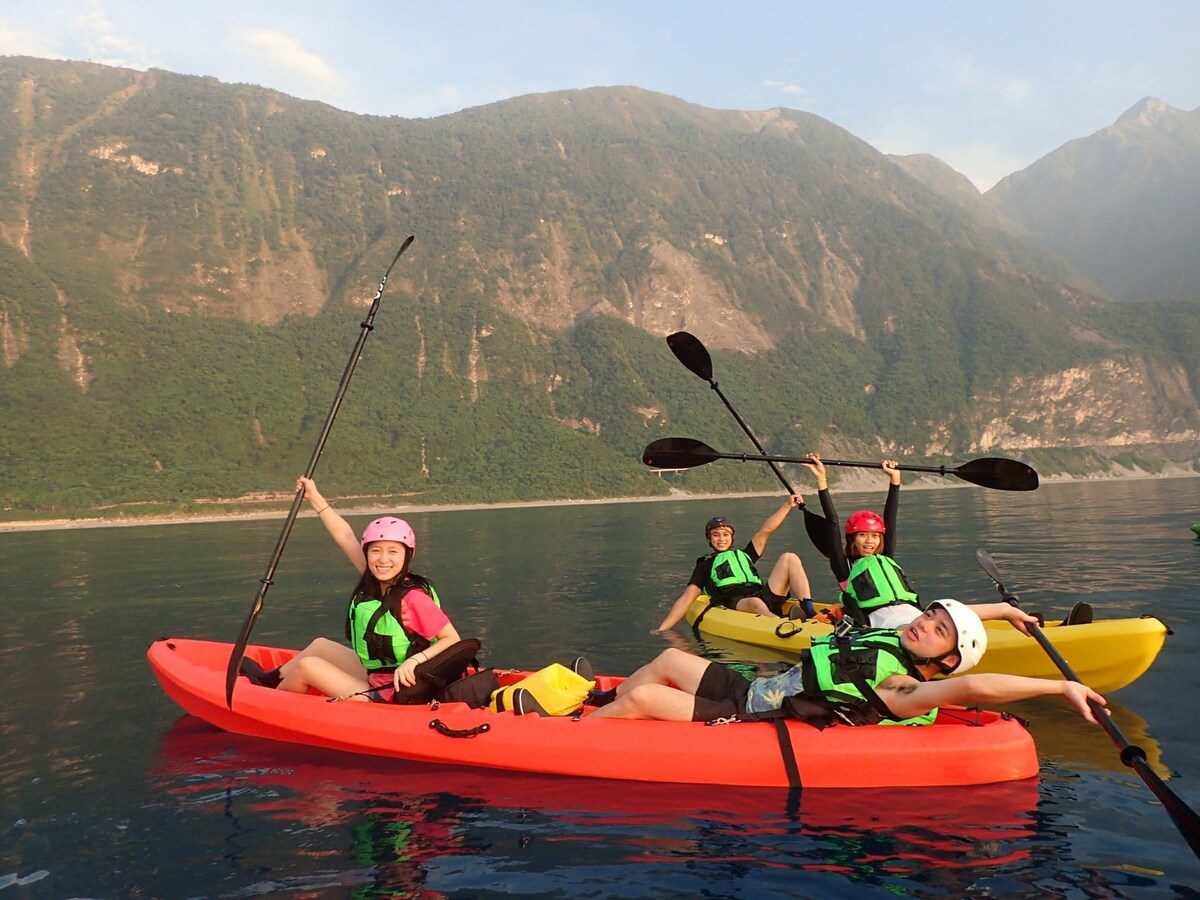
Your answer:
[683,597,1169,693]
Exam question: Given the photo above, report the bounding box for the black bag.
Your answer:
[433,667,500,708]
[389,638,483,705]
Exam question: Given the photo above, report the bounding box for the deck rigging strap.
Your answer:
[772,718,802,788]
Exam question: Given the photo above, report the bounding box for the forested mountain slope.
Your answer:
[1,58,1196,515]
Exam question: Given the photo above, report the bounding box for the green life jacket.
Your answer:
[345,579,442,671]
[840,554,920,626]
[746,629,938,726]
[704,548,763,605]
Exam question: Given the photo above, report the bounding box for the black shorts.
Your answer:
[760,587,788,615]
[717,587,787,614]
[691,662,752,722]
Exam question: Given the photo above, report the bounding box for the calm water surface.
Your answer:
[2,478,1200,897]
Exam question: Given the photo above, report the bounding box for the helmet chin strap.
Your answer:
[910,651,960,676]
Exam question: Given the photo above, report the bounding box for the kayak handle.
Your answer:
[774,621,804,639]
[429,719,491,739]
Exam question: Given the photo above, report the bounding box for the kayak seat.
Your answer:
[1063,602,1094,626]
[569,656,594,681]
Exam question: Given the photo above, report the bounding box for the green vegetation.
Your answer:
[0,59,1196,519]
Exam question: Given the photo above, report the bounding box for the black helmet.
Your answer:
[705,516,734,540]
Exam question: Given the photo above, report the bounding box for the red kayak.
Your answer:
[148,637,1040,788]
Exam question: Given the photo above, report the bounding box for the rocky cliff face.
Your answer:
[0,58,1198,512]
[967,357,1199,452]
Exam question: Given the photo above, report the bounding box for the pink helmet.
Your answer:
[845,510,885,535]
[360,516,416,554]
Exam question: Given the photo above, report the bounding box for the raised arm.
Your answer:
[749,494,804,556]
[297,476,366,573]
[802,454,849,582]
[881,460,900,556]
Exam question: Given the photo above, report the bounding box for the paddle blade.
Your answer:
[975,548,1004,586]
[642,437,720,469]
[955,457,1039,491]
[666,332,714,382]
[225,594,263,708]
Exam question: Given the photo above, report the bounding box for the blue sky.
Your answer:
[3,1,1198,190]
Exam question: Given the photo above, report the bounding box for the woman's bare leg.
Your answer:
[278,638,369,698]
[281,637,361,678]
[766,551,811,601]
[736,595,776,617]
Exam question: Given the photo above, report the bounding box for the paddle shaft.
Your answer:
[699,370,831,556]
[225,237,414,708]
[703,447,970,479]
[821,458,958,476]
[707,383,798,494]
[693,447,981,479]
[676,345,835,556]
[1024,605,1200,856]
[665,331,800,495]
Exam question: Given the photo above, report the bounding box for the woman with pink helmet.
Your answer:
[238,476,462,701]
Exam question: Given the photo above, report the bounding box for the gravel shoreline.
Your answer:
[4,467,1195,533]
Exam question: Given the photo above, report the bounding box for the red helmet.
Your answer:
[845,510,885,536]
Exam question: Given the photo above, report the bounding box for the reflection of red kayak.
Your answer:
[152,715,1038,869]
[149,637,1040,788]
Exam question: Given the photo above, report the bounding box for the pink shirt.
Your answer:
[398,588,450,638]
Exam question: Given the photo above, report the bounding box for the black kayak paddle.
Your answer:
[225,237,414,709]
[644,436,1039,492]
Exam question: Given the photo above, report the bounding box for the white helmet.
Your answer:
[928,599,987,674]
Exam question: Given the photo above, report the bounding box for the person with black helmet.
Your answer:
[653,495,813,633]
[592,599,1106,727]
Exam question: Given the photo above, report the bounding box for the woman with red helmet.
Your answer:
[237,476,462,701]
[802,454,921,628]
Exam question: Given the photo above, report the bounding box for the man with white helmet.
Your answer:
[589,599,1107,726]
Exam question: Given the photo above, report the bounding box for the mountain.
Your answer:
[1,57,1198,516]
[886,152,1099,294]
[888,153,1021,233]
[986,98,1200,304]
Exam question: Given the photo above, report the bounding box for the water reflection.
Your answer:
[1007,697,1168,778]
[148,717,1040,896]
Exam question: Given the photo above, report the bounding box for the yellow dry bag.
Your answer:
[489,663,595,716]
